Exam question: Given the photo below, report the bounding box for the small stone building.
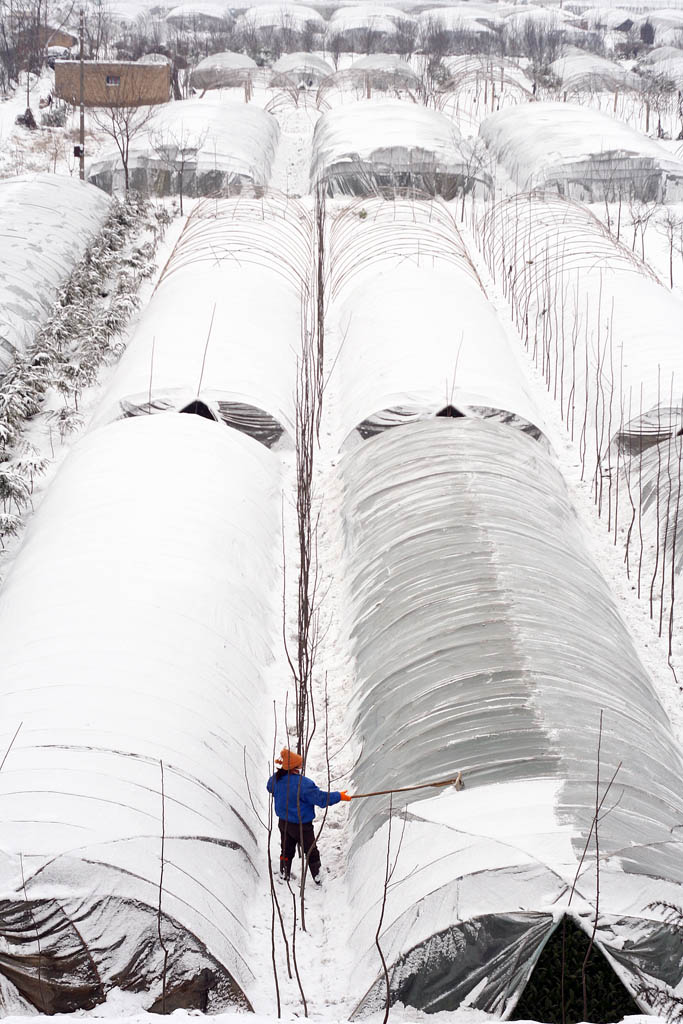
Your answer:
[55,60,170,107]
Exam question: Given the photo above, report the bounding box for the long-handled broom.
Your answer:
[348,771,464,799]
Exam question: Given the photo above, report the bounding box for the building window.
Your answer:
[105,74,120,86]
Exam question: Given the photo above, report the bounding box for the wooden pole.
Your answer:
[79,7,85,180]
[350,771,464,799]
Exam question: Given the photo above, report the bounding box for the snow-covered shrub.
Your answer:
[0,192,166,551]
[40,105,68,127]
[0,175,111,373]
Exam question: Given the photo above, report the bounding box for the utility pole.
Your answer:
[79,6,85,180]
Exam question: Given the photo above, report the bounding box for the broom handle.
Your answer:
[349,772,463,800]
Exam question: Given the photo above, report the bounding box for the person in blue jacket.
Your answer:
[267,747,351,884]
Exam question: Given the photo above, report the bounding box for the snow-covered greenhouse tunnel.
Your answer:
[87,101,280,196]
[479,103,683,202]
[327,197,544,447]
[479,190,683,458]
[342,418,683,1022]
[0,413,281,1013]
[479,191,683,638]
[312,103,491,199]
[92,192,310,444]
[0,174,111,373]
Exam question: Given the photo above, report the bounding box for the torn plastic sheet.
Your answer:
[0,414,281,1013]
[354,905,683,1017]
[340,419,683,1015]
[354,910,557,1017]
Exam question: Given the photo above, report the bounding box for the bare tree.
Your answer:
[6,0,75,111]
[504,20,564,88]
[636,70,676,137]
[150,123,207,214]
[278,11,298,54]
[0,0,19,93]
[83,0,112,59]
[90,74,157,191]
[239,17,261,62]
[355,25,382,56]
[299,19,316,54]
[395,18,418,58]
[419,15,452,61]
[326,30,342,70]
[626,196,658,259]
[657,208,683,288]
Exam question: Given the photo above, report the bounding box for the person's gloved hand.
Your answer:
[340,791,352,801]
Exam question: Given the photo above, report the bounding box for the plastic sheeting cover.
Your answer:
[272,51,332,75]
[638,48,683,86]
[238,4,325,30]
[482,191,683,477]
[329,5,412,30]
[166,2,232,23]
[0,174,111,372]
[271,51,333,84]
[348,54,418,77]
[582,7,634,29]
[90,195,307,436]
[418,6,504,30]
[190,51,257,90]
[311,102,488,197]
[87,100,279,195]
[479,102,683,200]
[548,49,639,91]
[0,414,280,1013]
[328,200,545,443]
[341,418,683,1015]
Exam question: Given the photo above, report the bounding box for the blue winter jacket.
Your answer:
[267,770,341,823]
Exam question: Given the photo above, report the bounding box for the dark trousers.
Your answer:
[278,819,321,879]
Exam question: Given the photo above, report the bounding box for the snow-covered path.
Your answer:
[246,181,358,1021]
[269,97,319,196]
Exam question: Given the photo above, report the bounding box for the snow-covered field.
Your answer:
[1,14,683,1024]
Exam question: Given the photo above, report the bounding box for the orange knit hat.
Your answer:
[276,748,302,771]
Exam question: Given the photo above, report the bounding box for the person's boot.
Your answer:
[279,856,291,881]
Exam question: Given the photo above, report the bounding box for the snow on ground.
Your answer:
[2,56,683,1024]
[590,198,683,294]
[269,94,319,195]
[0,71,117,179]
[4,1002,666,1024]
[0,201,187,585]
